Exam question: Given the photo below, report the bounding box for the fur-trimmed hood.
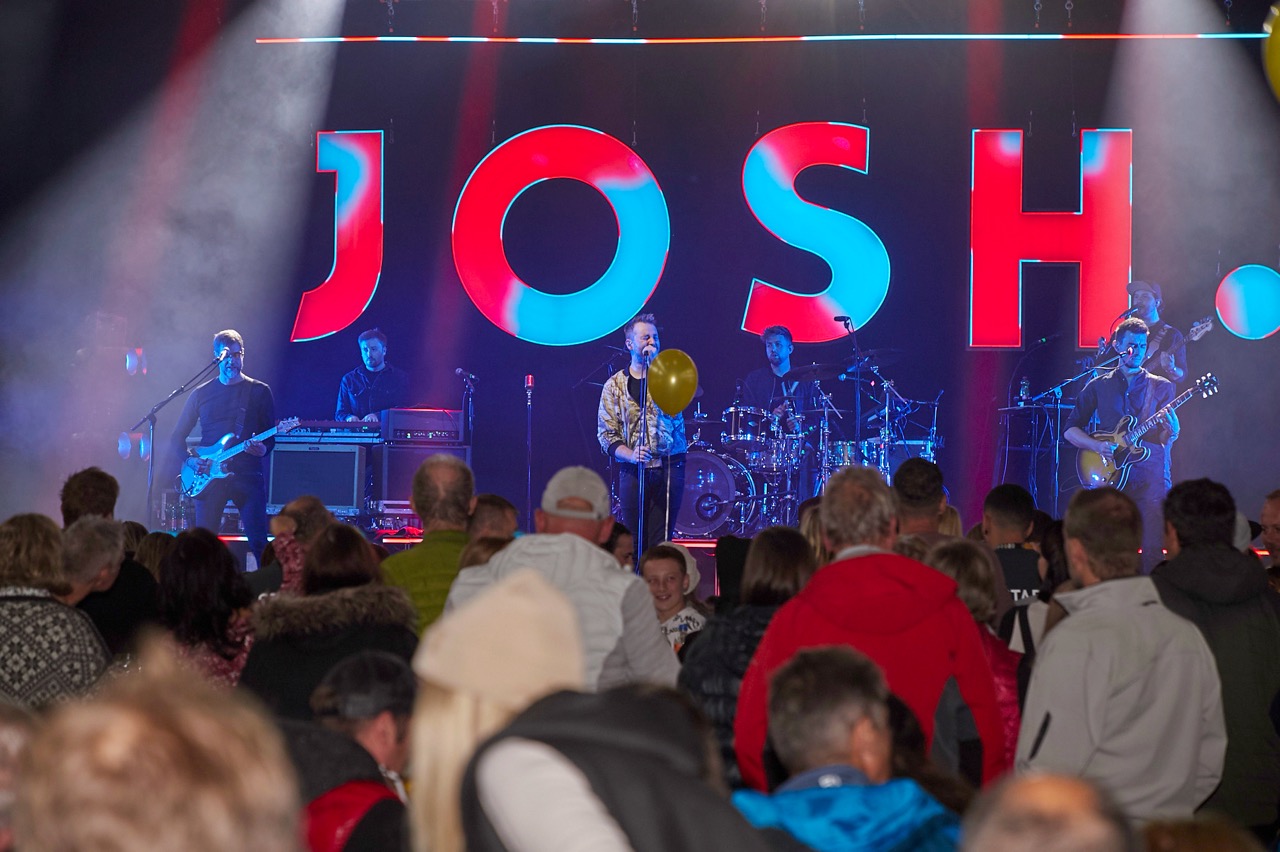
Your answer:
[252,584,418,641]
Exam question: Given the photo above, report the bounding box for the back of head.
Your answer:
[281,495,337,547]
[311,650,416,738]
[1065,488,1142,581]
[411,455,475,528]
[768,645,889,777]
[820,466,896,551]
[302,522,382,596]
[0,514,66,592]
[537,466,612,541]
[134,531,177,581]
[926,539,998,623]
[1038,520,1071,598]
[14,639,299,852]
[61,516,124,587]
[961,774,1135,852]
[157,529,251,650]
[893,459,945,521]
[58,467,119,527]
[468,493,518,538]
[411,570,584,852]
[984,484,1036,540]
[1162,478,1236,550]
[458,536,514,570]
[742,526,818,606]
[1143,815,1266,852]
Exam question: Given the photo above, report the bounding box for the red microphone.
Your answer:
[525,374,534,391]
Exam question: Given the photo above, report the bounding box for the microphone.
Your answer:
[524,374,534,391]
[1120,307,1140,318]
[217,349,230,362]
[733,380,744,404]
[833,315,852,324]
[642,345,657,361]
[455,368,478,382]
[1029,332,1062,347]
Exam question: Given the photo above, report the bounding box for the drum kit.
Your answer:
[675,350,945,538]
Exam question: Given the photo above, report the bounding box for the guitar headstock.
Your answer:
[1193,373,1219,397]
[1188,316,1214,342]
[278,417,302,434]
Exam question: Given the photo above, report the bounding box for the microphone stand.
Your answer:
[524,375,534,533]
[635,354,651,552]
[124,354,222,527]
[837,317,866,462]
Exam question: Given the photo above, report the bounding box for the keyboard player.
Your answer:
[335,328,412,422]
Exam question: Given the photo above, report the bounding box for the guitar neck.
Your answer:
[215,425,279,462]
[1126,387,1196,442]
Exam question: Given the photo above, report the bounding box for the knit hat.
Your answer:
[541,466,611,521]
[412,570,584,710]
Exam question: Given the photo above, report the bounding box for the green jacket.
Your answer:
[381,529,469,634]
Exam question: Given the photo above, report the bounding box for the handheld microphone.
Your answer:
[455,368,478,382]
[833,315,852,324]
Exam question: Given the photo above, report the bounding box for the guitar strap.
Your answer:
[1146,323,1170,361]
[232,383,250,442]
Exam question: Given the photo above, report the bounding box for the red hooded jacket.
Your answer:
[734,550,1008,790]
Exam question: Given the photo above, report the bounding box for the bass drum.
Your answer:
[675,450,757,538]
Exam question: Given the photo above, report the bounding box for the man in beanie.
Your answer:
[1126,280,1187,386]
[446,466,679,689]
[279,651,415,852]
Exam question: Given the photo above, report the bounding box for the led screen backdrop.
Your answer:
[1,0,1278,524]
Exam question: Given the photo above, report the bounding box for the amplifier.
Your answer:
[372,444,471,504]
[380,408,464,443]
[282,420,383,444]
[268,443,366,516]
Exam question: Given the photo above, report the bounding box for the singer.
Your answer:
[1064,317,1179,574]
[597,313,687,551]
[335,328,412,422]
[167,329,275,562]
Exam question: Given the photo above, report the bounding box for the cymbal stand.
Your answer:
[870,365,911,482]
[924,390,944,462]
[813,381,844,493]
[1029,352,1121,516]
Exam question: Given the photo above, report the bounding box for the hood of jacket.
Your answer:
[804,552,961,635]
[252,584,418,641]
[1153,545,1268,606]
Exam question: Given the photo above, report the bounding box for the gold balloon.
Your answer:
[1267,4,1280,104]
[648,349,699,415]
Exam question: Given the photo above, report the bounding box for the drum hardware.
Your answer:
[674,449,758,538]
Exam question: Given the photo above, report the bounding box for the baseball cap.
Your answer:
[541,466,611,521]
[1126,280,1162,301]
[310,650,416,720]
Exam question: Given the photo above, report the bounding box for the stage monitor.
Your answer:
[269,444,366,515]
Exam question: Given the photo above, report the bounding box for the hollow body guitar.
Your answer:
[1076,374,1218,490]
[180,418,299,497]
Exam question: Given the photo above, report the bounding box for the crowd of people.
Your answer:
[0,454,1277,852]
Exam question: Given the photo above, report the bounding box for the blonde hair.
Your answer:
[410,681,517,852]
[799,505,832,566]
[0,514,67,594]
[938,504,963,538]
[14,638,299,852]
[926,539,998,624]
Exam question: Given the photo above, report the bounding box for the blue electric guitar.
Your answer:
[180,417,299,497]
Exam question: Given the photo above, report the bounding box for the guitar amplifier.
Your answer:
[380,408,464,444]
[268,444,366,516]
[372,444,471,504]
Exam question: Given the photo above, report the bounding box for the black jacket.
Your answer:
[678,604,779,788]
[239,584,418,720]
[1152,545,1280,827]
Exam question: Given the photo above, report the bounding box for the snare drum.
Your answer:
[674,449,757,537]
[721,406,770,451]
[826,441,862,469]
[758,433,805,472]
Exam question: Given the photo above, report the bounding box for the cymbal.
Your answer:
[685,416,724,425]
[861,348,905,368]
[801,408,852,416]
[783,362,846,382]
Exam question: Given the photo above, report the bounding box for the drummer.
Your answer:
[739,325,820,429]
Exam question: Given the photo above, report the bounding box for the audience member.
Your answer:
[961,773,1136,852]
[893,533,930,561]
[381,455,474,633]
[283,651,416,852]
[983,484,1041,603]
[0,701,37,852]
[457,535,512,571]
[447,466,679,689]
[411,570,584,852]
[133,530,176,580]
[157,528,255,687]
[1151,478,1280,841]
[467,493,518,540]
[1144,814,1267,852]
[60,466,158,656]
[121,519,147,555]
[0,514,108,708]
[247,494,335,596]
[240,522,418,719]
[732,647,961,851]
[893,458,950,546]
[60,515,125,606]
[13,639,300,852]
[926,539,1022,769]
[798,504,832,566]
[939,505,963,538]
[680,526,817,788]
[736,466,1005,791]
[603,522,636,570]
[1002,519,1074,657]
[461,684,794,852]
[640,542,707,653]
[887,695,974,816]
[1016,487,1225,822]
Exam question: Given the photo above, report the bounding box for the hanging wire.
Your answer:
[858,0,866,30]
[490,118,497,148]
[755,108,761,138]
[389,117,395,145]
[385,0,395,35]
[492,0,499,34]
[1027,108,1034,137]
[1064,0,1073,28]
[861,96,868,125]
[1034,0,1042,29]
[632,0,639,32]
[1224,0,1233,25]
[760,0,767,33]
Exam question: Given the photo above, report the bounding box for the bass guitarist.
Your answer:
[168,329,275,563]
[1065,317,1178,574]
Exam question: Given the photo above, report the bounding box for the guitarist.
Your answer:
[1127,280,1187,385]
[1064,318,1179,574]
[168,329,275,564]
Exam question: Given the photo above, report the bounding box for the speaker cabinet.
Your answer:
[268,444,366,515]
[372,445,472,504]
